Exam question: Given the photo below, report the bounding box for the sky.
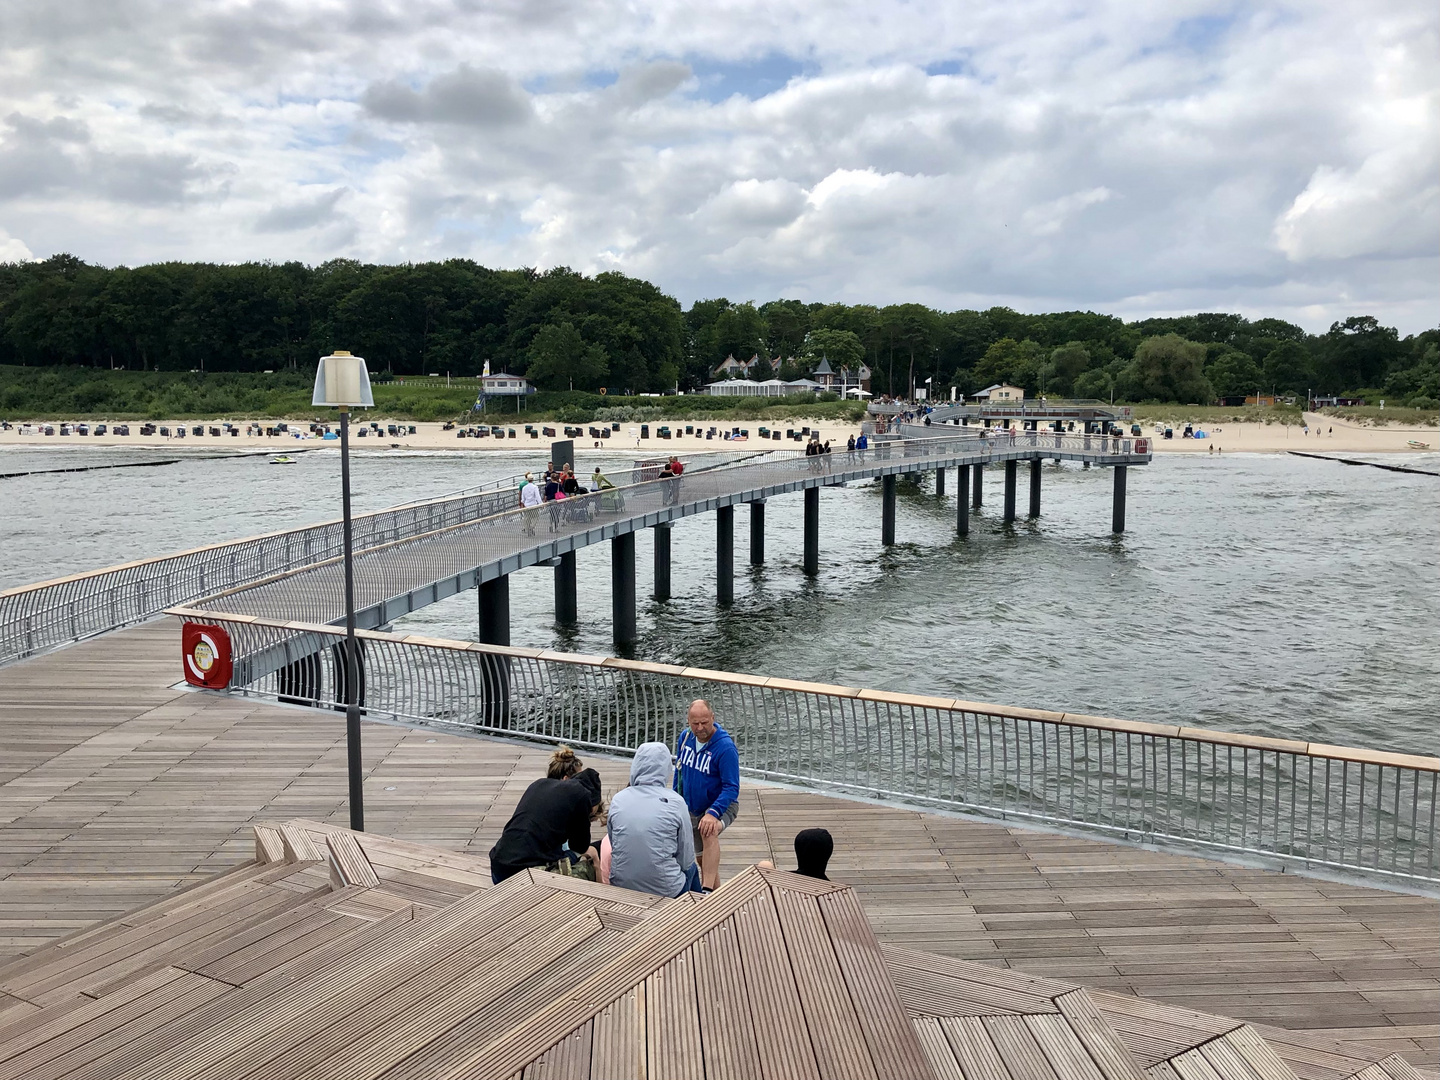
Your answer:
[0,0,1435,334]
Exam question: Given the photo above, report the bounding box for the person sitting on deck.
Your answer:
[794,828,833,880]
[608,742,702,897]
[488,752,602,884]
[758,827,834,880]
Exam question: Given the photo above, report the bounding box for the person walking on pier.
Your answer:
[674,699,740,892]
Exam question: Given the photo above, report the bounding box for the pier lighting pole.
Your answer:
[312,351,375,831]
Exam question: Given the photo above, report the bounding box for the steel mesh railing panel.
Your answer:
[196,614,1438,884]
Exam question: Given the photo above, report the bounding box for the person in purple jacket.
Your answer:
[674,698,740,891]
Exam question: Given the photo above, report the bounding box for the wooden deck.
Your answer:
[0,620,1435,1069]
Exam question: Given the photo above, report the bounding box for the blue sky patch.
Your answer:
[686,53,815,103]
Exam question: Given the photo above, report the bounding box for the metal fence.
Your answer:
[0,479,526,665]
[175,609,1440,885]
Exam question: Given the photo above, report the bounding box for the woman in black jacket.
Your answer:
[488,767,603,883]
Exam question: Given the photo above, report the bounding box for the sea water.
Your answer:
[3,444,1436,755]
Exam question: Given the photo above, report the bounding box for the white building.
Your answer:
[971,383,1025,403]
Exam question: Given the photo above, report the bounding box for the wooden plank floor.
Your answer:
[0,620,1435,1068]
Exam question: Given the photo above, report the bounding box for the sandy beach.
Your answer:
[0,412,1432,456]
[0,416,866,455]
[1144,413,1436,454]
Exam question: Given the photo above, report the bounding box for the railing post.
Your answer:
[717,505,734,607]
[612,532,637,648]
[653,524,671,603]
[803,486,819,576]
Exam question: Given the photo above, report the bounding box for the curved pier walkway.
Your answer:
[193,430,1150,647]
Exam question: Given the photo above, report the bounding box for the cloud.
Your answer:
[0,0,1433,332]
[254,188,348,232]
[363,65,532,127]
[0,112,207,204]
[1275,145,1440,262]
[0,229,33,262]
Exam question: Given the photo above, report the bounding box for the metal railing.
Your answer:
[170,609,1440,885]
[186,430,1144,629]
[0,482,526,665]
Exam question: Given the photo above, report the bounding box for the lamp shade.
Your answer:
[312,351,374,408]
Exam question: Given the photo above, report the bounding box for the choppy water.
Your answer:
[3,444,1437,755]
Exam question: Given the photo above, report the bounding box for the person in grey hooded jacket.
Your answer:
[608,742,702,898]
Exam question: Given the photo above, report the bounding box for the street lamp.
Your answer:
[312,350,374,831]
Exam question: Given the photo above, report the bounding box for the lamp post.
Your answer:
[312,350,374,831]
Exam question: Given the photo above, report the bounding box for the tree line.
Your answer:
[1,255,1434,406]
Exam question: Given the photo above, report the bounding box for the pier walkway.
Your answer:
[0,621,1434,1069]
[186,429,1149,646]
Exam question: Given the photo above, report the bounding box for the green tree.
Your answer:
[1128,334,1214,403]
[973,337,1045,391]
[1205,348,1263,399]
[1262,340,1312,395]
[800,327,864,372]
[1046,341,1091,397]
[524,321,608,391]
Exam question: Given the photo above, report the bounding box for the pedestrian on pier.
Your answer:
[674,699,740,892]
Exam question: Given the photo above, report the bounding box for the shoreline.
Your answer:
[0,412,1434,456]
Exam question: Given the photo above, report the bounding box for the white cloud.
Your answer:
[0,0,1434,331]
[0,229,33,262]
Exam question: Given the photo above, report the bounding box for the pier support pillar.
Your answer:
[972,463,983,508]
[749,500,765,565]
[935,467,946,497]
[1029,458,1042,518]
[803,486,819,576]
[957,465,970,536]
[717,505,734,607]
[1112,466,1127,534]
[553,550,577,624]
[1003,460,1017,522]
[653,523,671,602]
[612,532,636,648]
[479,575,510,646]
[478,574,511,728]
[882,474,897,546]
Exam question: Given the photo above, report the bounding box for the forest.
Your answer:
[0,254,1435,408]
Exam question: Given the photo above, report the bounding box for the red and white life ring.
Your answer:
[182,622,233,689]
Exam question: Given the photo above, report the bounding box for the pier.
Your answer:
[0,622,1435,1076]
[179,429,1150,650]
[0,439,1436,1077]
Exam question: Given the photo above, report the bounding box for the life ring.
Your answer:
[183,622,233,689]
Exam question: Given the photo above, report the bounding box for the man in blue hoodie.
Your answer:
[674,698,740,891]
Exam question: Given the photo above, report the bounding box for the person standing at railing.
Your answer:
[674,699,740,892]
